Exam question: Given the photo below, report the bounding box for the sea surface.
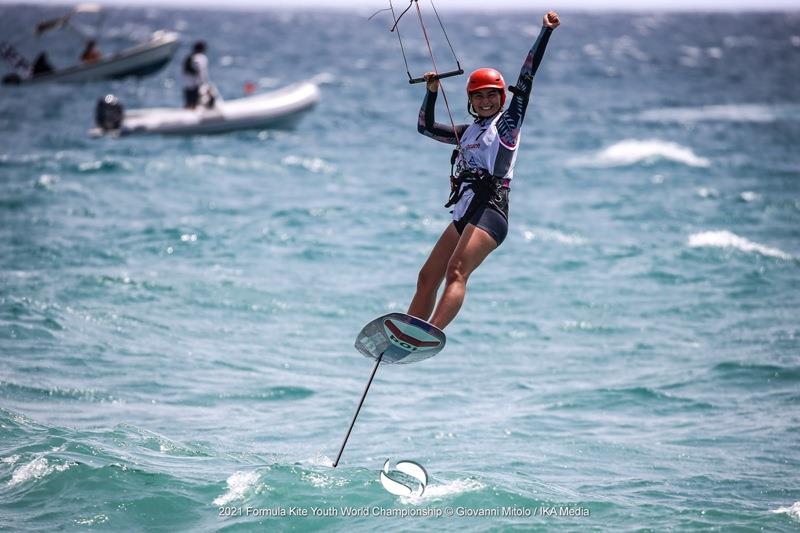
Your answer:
[1,5,799,532]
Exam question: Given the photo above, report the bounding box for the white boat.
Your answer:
[91,81,320,136]
[1,4,180,85]
[3,31,180,85]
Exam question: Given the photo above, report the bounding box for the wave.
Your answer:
[213,470,263,506]
[0,381,119,403]
[7,455,73,488]
[696,187,719,198]
[75,159,130,174]
[400,478,485,505]
[547,386,715,411]
[522,227,587,246]
[771,501,800,521]
[154,385,314,408]
[301,453,334,468]
[214,386,315,403]
[573,139,710,168]
[739,191,760,203]
[281,155,336,175]
[300,469,347,489]
[712,362,800,383]
[688,231,792,260]
[638,103,799,123]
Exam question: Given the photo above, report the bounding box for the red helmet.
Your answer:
[466,68,506,106]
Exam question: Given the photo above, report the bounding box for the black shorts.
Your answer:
[184,87,199,108]
[453,188,509,246]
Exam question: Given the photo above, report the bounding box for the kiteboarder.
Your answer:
[408,10,560,330]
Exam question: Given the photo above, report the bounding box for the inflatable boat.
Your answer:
[2,3,180,85]
[91,81,320,136]
[4,31,180,85]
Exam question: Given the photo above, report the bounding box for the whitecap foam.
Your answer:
[582,43,603,58]
[400,478,485,504]
[35,174,58,189]
[75,514,109,526]
[301,453,334,468]
[696,187,719,198]
[562,320,596,331]
[575,139,709,168]
[639,104,790,123]
[301,471,346,489]
[8,456,71,487]
[739,191,760,202]
[78,161,104,172]
[771,501,800,521]
[688,231,792,260]
[213,470,261,506]
[523,228,586,246]
[281,155,335,175]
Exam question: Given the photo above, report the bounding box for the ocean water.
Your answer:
[1,5,799,532]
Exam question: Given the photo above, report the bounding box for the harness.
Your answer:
[444,148,509,220]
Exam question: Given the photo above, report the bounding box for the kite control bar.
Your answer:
[383,0,464,86]
[407,67,464,84]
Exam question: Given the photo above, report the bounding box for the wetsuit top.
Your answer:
[182,53,209,89]
[417,25,553,220]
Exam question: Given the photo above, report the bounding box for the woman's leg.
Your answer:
[407,223,461,321]
[429,224,498,330]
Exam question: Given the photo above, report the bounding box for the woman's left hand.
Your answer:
[543,11,560,29]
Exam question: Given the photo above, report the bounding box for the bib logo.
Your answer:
[383,319,440,353]
[379,459,428,497]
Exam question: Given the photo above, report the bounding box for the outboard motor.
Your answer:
[2,73,22,85]
[95,94,124,131]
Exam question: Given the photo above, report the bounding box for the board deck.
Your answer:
[354,312,446,364]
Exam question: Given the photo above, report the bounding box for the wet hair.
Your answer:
[192,41,207,54]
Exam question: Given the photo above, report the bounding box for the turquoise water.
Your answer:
[1,6,799,531]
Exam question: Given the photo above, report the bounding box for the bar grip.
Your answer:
[408,68,464,84]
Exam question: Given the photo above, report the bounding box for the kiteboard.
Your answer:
[355,312,446,364]
[333,313,445,467]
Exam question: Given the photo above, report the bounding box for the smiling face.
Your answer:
[469,88,503,118]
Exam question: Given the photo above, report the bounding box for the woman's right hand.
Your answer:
[423,71,439,92]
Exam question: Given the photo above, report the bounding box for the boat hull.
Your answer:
[95,82,320,137]
[5,31,179,85]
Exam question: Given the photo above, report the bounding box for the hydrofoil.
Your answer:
[333,313,445,467]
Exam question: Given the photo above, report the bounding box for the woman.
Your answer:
[409,11,560,330]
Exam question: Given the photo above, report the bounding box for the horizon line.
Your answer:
[2,0,800,12]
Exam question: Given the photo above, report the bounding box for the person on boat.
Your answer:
[182,41,215,109]
[31,52,54,76]
[408,10,560,330]
[80,40,102,64]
